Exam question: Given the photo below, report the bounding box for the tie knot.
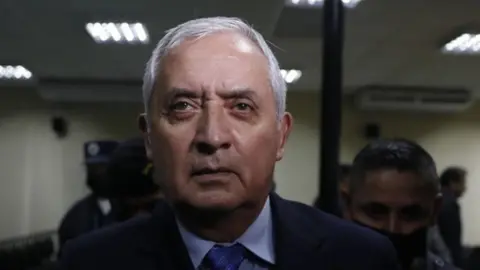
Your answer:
[205,243,246,270]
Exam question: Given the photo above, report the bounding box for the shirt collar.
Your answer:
[176,196,275,268]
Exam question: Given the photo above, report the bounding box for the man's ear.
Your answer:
[276,112,293,161]
[138,113,152,159]
[339,181,349,194]
[430,193,443,226]
[341,189,353,220]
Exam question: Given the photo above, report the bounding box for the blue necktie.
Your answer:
[205,243,246,270]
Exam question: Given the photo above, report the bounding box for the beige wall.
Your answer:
[0,91,141,240]
[279,92,480,246]
[0,90,479,245]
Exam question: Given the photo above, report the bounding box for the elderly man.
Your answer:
[343,138,457,270]
[60,17,398,270]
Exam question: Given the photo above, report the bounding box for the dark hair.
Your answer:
[107,137,160,199]
[349,138,439,194]
[440,167,466,187]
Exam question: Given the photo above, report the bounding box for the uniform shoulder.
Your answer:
[61,215,151,260]
[58,196,94,228]
[63,196,92,215]
[282,198,392,246]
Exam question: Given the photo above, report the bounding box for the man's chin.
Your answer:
[186,191,242,212]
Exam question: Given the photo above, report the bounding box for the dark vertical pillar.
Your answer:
[318,0,345,215]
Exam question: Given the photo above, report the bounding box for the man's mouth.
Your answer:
[191,167,234,177]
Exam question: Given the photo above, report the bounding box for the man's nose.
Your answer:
[193,106,232,155]
[386,214,402,234]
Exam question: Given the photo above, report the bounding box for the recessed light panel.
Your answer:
[0,65,32,80]
[85,22,149,44]
[442,33,480,55]
[281,69,302,84]
[286,0,363,8]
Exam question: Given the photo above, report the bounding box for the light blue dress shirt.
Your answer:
[177,197,274,270]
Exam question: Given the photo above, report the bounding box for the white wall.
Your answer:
[1,90,480,246]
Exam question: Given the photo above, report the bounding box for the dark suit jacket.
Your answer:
[60,193,399,270]
[58,194,116,255]
[438,189,463,268]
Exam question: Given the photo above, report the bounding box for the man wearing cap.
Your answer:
[58,140,118,255]
[107,138,163,221]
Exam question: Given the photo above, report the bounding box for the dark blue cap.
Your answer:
[84,140,119,164]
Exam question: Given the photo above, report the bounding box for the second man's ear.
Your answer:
[340,190,353,220]
[138,113,148,133]
[138,113,153,159]
[341,190,350,205]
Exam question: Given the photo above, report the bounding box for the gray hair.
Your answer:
[142,17,287,123]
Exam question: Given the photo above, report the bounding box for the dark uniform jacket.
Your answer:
[58,194,116,255]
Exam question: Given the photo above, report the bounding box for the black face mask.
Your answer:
[354,221,428,269]
[87,172,111,198]
[116,200,158,222]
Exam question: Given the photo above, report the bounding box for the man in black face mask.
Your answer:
[58,140,119,256]
[343,138,458,270]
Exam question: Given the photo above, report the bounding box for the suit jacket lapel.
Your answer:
[136,200,195,270]
[136,195,329,270]
[270,193,327,270]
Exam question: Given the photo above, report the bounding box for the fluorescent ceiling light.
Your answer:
[287,0,363,8]
[442,33,480,55]
[85,22,149,44]
[281,69,302,84]
[0,65,32,80]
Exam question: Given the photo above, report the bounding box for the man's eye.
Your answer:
[401,207,428,221]
[170,101,192,111]
[362,204,389,218]
[234,103,252,111]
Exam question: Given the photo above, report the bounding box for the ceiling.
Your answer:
[2,0,480,96]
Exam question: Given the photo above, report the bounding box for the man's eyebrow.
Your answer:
[164,88,200,101]
[162,87,258,102]
[218,88,258,99]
